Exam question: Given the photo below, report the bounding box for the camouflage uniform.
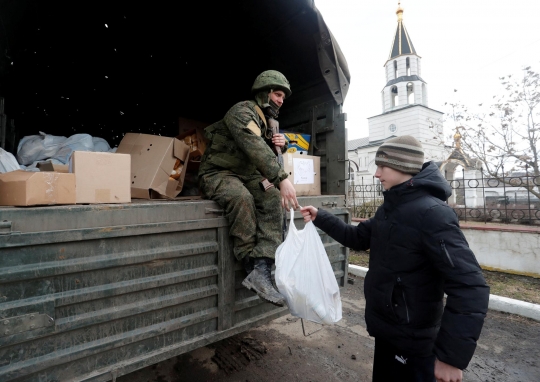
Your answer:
[199,100,288,261]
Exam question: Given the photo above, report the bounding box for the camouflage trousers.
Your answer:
[199,171,283,261]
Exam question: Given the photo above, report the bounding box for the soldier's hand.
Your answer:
[272,133,286,148]
[279,178,299,210]
[300,206,318,223]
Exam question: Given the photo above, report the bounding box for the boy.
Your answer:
[301,136,489,382]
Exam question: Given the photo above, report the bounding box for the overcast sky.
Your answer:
[314,0,540,141]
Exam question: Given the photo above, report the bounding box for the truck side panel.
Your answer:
[0,197,348,381]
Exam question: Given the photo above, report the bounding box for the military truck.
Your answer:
[0,1,351,380]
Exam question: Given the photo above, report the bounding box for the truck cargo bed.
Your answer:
[0,196,349,381]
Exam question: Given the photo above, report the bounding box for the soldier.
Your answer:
[198,70,299,306]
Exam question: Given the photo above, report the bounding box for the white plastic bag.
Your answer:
[92,137,111,152]
[16,132,67,165]
[0,148,21,173]
[275,209,342,325]
[52,134,94,163]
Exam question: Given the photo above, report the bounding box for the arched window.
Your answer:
[349,161,359,182]
[407,82,414,104]
[394,60,398,79]
[406,57,410,76]
[391,86,398,108]
[348,166,355,182]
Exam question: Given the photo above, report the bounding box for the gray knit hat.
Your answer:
[374,135,424,174]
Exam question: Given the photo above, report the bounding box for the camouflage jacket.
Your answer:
[199,100,288,186]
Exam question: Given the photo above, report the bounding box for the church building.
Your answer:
[348,3,446,180]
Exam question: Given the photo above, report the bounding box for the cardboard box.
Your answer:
[36,161,69,173]
[281,132,311,154]
[69,151,131,204]
[0,170,76,206]
[283,153,321,196]
[176,128,207,160]
[116,133,191,199]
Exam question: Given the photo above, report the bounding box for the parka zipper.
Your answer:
[440,239,455,268]
[396,277,410,324]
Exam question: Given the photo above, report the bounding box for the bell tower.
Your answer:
[366,2,444,158]
[381,2,427,112]
[350,2,447,177]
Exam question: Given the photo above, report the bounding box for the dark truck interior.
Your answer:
[0,0,350,193]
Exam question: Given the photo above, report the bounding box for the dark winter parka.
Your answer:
[314,162,489,370]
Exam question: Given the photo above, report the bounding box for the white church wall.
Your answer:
[351,146,379,177]
[369,107,427,140]
[388,87,397,111]
[422,83,428,105]
[383,87,392,112]
[383,78,425,113]
[367,106,446,162]
[396,58,405,78]
[348,150,359,173]
[412,81,423,104]
[386,64,394,82]
[384,55,420,82]
[411,56,419,76]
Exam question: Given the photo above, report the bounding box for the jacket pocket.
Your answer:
[390,277,410,324]
[439,239,455,268]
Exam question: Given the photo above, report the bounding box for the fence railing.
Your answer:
[348,170,540,225]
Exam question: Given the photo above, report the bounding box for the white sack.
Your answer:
[16,132,67,165]
[275,209,342,325]
[0,148,21,173]
[52,134,94,164]
[92,137,111,152]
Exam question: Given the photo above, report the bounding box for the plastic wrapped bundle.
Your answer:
[16,132,67,165]
[0,148,21,173]
[52,134,94,164]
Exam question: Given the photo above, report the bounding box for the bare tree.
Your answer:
[440,67,540,199]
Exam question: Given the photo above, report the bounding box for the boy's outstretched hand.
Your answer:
[300,205,318,223]
[435,359,462,382]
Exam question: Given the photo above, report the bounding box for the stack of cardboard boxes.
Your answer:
[0,124,322,206]
[0,151,132,206]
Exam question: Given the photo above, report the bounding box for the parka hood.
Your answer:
[411,161,452,201]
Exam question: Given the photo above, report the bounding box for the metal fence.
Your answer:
[348,169,540,225]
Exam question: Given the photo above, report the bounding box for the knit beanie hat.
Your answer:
[374,135,424,174]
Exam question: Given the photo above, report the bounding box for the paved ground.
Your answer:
[120,274,540,382]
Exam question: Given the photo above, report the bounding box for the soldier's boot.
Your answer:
[242,256,254,274]
[242,257,286,307]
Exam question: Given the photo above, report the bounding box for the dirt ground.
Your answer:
[119,274,540,382]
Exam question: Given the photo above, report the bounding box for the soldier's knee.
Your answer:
[227,188,255,210]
